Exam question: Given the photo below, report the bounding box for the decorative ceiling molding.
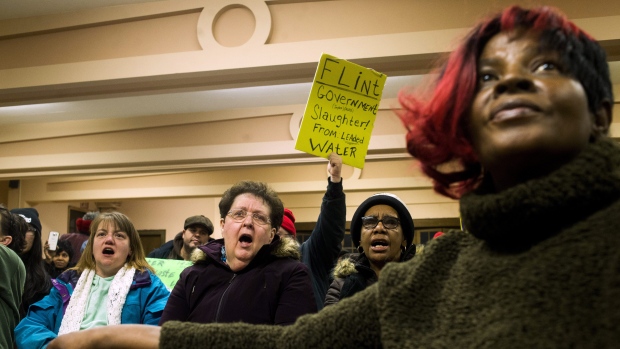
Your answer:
[197,0,271,50]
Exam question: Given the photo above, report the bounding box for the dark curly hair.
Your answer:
[54,239,75,262]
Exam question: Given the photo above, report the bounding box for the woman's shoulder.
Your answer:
[57,269,79,285]
[262,240,308,275]
[132,269,171,295]
[0,244,22,265]
[191,239,224,265]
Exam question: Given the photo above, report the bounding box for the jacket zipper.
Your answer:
[190,278,198,304]
[215,273,237,322]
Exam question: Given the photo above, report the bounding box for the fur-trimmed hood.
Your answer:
[332,255,360,279]
[332,246,417,279]
[191,235,301,264]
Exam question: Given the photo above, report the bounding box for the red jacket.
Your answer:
[159,235,316,325]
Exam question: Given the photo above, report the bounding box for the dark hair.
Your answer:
[13,210,52,318]
[398,6,613,199]
[218,181,284,230]
[54,239,75,262]
[169,231,184,260]
[0,205,27,254]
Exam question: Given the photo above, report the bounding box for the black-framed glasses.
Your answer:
[361,216,400,230]
[227,209,271,226]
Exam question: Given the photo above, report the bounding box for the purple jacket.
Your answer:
[159,235,316,325]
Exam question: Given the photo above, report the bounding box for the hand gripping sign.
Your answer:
[295,53,387,169]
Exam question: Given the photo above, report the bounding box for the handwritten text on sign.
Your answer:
[295,54,387,168]
[146,257,192,291]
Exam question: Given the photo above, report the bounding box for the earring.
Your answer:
[357,246,363,254]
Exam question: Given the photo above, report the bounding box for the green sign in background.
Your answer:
[146,257,192,291]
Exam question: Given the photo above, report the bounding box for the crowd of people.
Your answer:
[0,4,618,349]
[1,153,373,349]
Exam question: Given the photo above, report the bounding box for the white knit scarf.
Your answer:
[58,264,136,335]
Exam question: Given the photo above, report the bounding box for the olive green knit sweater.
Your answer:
[161,137,620,349]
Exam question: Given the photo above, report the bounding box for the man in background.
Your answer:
[148,215,214,260]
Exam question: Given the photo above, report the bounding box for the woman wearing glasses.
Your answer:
[158,180,316,326]
[324,193,415,306]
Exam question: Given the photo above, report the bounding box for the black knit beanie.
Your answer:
[350,193,414,248]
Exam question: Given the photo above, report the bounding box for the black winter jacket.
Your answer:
[324,247,415,306]
[159,235,316,325]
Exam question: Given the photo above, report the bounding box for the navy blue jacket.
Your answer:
[300,178,345,310]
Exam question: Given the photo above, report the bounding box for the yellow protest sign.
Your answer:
[295,53,387,168]
[146,257,192,291]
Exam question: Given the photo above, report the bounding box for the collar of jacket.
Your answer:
[192,234,301,266]
[332,253,371,279]
[57,268,152,290]
[461,137,620,251]
[332,246,416,279]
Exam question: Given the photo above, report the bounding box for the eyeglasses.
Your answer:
[227,209,271,226]
[361,216,400,230]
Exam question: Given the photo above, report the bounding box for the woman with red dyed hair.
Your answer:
[49,6,619,349]
[399,6,613,199]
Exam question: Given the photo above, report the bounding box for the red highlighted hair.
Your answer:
[398,6,612,198]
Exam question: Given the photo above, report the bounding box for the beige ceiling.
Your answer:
[0,0,163,20]
[1,0,618,128]
[0,0,434,125]
[0,0,618,227]
[0,0,618,185]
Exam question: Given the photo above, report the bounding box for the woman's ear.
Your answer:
[269,228,275,242]
[0,235,12,246]
[591,100,612,138]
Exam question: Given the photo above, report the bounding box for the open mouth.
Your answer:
[239,234,253,247]
[370,239,389,252]
[102,247,115,255]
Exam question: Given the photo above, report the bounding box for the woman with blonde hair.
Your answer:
[15,212,169,349]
